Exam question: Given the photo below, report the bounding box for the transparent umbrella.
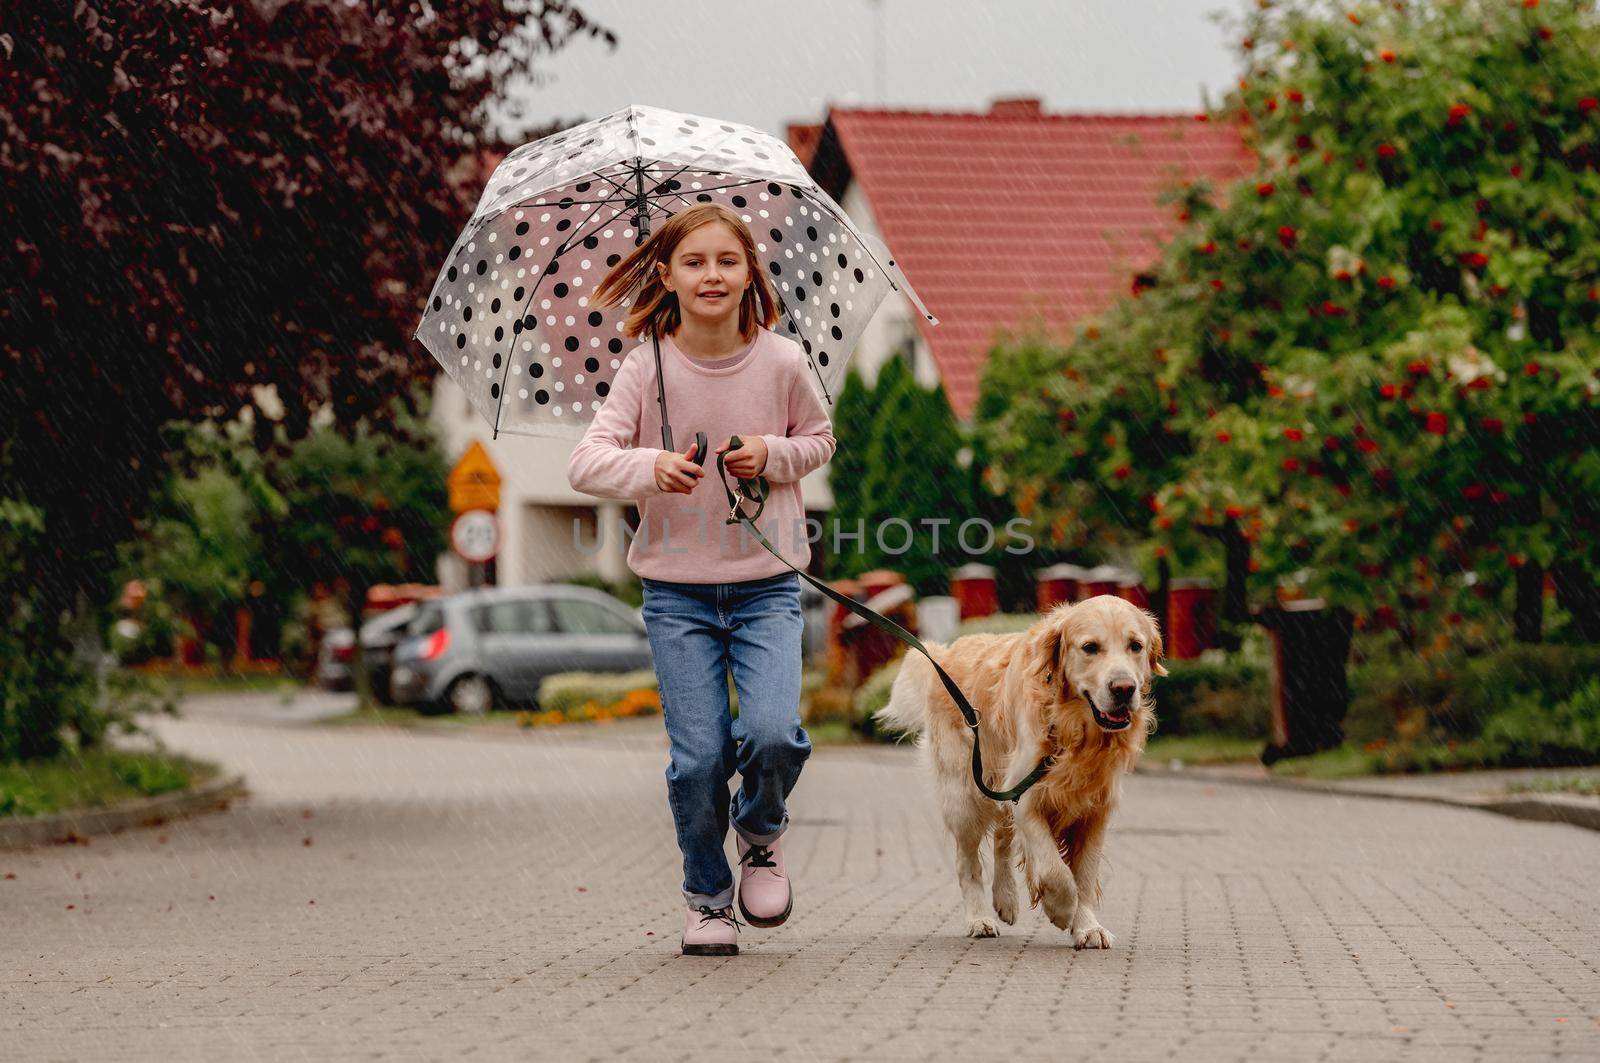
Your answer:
[414,104,935,443]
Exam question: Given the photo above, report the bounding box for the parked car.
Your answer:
[314,604,419,702]
[390,584,653,715]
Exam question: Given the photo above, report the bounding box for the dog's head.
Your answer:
[1024,595,1168,735]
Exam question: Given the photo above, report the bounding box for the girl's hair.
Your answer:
[591,203,779,341]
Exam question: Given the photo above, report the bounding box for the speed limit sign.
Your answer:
[450,509,499,563]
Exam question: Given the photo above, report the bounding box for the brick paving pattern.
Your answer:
[4,709,1598,1062]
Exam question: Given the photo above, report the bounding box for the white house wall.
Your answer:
[838,182,939,393]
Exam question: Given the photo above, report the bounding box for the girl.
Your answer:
[566,203,836,956]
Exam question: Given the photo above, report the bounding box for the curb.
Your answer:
[1135,760,1600,832]
[0,773,249,850]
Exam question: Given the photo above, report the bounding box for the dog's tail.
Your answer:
[872,646,943,738]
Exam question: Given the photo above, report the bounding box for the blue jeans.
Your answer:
[640,571,811,909]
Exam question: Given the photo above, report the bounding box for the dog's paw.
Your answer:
[1042,888,1078,931]
[1028,872,1079,930]
[966,917,1001,938]
[1072,924,1114,950]
[993,895,1018,926]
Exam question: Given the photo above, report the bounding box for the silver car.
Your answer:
[314,603,420,702]
[389,585,653,715]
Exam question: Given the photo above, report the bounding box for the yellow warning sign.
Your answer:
[447,441,502,514]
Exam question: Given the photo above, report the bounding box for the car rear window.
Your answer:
[471,599,555,635]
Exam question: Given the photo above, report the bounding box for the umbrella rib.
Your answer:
[770,291,833,407]
[797,193,902,289]
[489,183,647,437]
[482,158,758,231]
[646,175,778,213]
[803,186,938,325]
[460,159,656,247]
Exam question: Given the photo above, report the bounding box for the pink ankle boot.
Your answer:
[736,835,793,928]
[681,904,739,957]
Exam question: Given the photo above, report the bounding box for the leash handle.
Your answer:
[711,444,1054,803]
[719,434,769,523]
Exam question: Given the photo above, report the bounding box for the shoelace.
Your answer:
[739,844,777,870]
[694,904,742,930]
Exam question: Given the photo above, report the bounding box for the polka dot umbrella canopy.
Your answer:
[414,104,935,441]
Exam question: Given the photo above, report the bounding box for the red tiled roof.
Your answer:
[813,103,1255,418]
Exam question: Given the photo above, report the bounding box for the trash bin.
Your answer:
[1167,577,1218,659]
[949,563,998,620]
[1034,562,1089,611]
[1253,598,1356,764]
[842,580,916,683]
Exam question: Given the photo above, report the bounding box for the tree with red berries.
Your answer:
[980,0,1600,648]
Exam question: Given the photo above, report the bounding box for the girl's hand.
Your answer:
[716,436,768,479]
[654,442,705,494]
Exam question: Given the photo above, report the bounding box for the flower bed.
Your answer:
[520,671,661,727]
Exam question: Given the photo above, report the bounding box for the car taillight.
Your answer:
[334,645,354,663]
[420,628,451,662]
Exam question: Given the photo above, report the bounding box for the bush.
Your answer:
[1152,653,1271,738]
[2,497,176,763]
[851,657,905,740]
[1477,676,1600,767]
[1343,641,1600,747]
[537,670,659,717]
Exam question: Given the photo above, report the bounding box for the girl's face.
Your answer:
[658,222,751,327]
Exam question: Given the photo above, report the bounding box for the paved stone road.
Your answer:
[5,704,1599,1062]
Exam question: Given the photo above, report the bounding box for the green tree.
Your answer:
[112,391,450,700]
[979,0,1600,651]
[274,402,451,708]
[0,497,72,761]
[832,355,983,594]
[825,367,876,579]
[118,445,271,665]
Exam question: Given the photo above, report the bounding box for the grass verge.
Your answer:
[0,749,221,818]
[1506,776,1600,797]
[1143,734,1264,766]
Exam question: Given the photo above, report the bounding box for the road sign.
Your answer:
[450,509,499,563]
[447,441,502,514]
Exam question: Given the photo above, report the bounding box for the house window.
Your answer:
[891,319,920,378]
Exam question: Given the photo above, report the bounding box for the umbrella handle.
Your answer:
[689,431,709,468]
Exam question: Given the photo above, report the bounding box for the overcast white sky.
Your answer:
[498,0,1246,140]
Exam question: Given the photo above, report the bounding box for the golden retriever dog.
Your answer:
[875,595,1167,948]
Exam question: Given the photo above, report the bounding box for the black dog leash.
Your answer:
[704,435,1055,803]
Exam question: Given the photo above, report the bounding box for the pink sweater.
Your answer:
[566,328,836,583]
